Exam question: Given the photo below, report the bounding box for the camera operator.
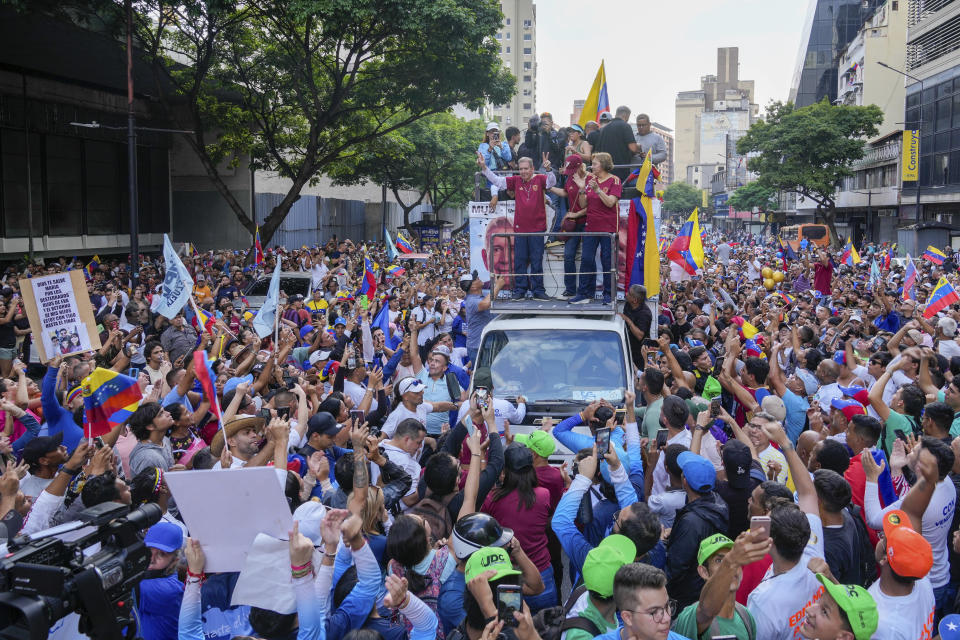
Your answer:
[18,441,91,537]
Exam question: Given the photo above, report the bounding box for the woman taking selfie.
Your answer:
[569,152,622,306]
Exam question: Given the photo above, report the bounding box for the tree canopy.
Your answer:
[41,0,515,246]
[736,100,883,246]
[726,181,778,213]
[661,181,701,215]
[328,113,484,230]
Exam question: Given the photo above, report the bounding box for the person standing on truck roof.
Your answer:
[477,152,555,302]
[569,152,622,306]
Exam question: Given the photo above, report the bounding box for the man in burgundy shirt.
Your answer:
[810,249,833,297]
[479,153,556,300]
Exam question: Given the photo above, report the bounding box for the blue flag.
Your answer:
[252,261,281,338]
[384,227,398,262]
[154,234,194,319]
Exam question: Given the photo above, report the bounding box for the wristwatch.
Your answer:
[60,466,82,477]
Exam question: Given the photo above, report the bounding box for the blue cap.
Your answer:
[833,350,846,365]
[685,337,704,348]
[940,614,960,640]
[300,325,315,339]
[831,397,862,411]
[334,317,346,327]
[145,522,184,553]
[223,374,254,397]
[677,451,716,493]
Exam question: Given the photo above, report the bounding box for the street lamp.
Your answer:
[877,61,924,222]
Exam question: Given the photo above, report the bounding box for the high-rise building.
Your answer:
[674,47,758,184]
[570,99,585,126]
[899,0,960,221]
[789,0,884,108]
[490,0,536,129]
[649,122,674,184]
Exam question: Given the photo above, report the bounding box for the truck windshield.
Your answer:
[476,329,627,404]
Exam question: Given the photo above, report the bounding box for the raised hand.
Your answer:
[288,520,314,569]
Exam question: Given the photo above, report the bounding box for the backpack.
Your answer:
[408,492,456,544]
[444,371,461,403]
[531,584,601,640]
[707,602,755,640]
[846,504,878,587]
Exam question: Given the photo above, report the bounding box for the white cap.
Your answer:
[398,378,426,395]
[292,501,327,545]
[308,350,332,367]
[486,121,500,132]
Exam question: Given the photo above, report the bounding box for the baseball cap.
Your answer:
[473,367,494,390]
[849,312,864,323]
[299,325,315,339]
[334,317,346,327]
[907,329,924,345]
[292,500,328,545]
[504,442,534,472]
[430,344,452,361]
[451,513,513,559]
[515,431,556,458]
[833,350,847,366]
[721,440,753,490]
[223,374,254,397]
[306,412,340,438]
[464,546,521,583]
[459,272,478,292]
[599,111,613,122]
[563,154,583,176]
[486,121,500,132]
[570,124,584,134]
[685,398,708,422]
[22,432,64,466]
[697,533,734,566]
[144,522,184,553]
[582,534,636,598]
[881,509,933,578]
[940,614,960,639]
[308,350,332,367]
[796,369,819,396]
[677,451,716,492]
[398,378,426,395]
[831,398,866,422]
[814,574,878,640]
[761,395,787,423]
[839,385,870,406]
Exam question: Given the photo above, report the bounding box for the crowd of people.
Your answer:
[4,205,960,640]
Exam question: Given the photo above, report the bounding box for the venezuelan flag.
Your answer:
[666,209,705,276]
[578,61,610,128]
[335,290,352,300]
[360,254,377,299]
[624,150,660,297]
[193,350,222,425]
[83,368,142,438]
[387,264,406,277]
[191,306,215,334]
[842,238,861,266]
[740,320,759,339]
[903,254,917,301]
[924,277,960,317]
[743,338,766,359]
[396,234,414,254]
[778,291,795,305]
[923,245,946,265]
[83,255,101,280]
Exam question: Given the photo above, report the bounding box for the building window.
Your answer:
[523,89,531,96]
[523,47,532,55]
[892,0,898,9]
[523,19,532,27]
[505,46,510,53]
[505,18,511,25]
[506,116,511,124]
[523,33,531,41]
[505,31,510,40]
[523,103,532,110]
[523,75,532,82]
[495,32,501,39]
[523,61,532,70]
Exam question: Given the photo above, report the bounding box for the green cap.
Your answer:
[464,546,522,583]
[697,533,734,566]
[582,534,636,598]
[515,431,556,458]
[815,575,878,640]
[685,398,709,421]
[702,376,722,400]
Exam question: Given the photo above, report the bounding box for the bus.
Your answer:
[780,224,830,251]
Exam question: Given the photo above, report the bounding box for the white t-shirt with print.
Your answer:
[747,513,826,640]
[867,576,935,640]
[374,442,421,510]
[381,402,435,438]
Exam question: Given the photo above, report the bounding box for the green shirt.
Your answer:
[564,598,617,640]
[884,410,915,457]
[642,397,665,442]
[673,601,755,640]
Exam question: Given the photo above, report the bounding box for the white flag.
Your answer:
[252,261,281,338]
[155,234,194,319]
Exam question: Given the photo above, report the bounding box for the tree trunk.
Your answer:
[820,206,843,250]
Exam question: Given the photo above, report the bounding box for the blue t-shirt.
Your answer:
[593,628,690,640]
[138,574,184,640]
[782,389,810,444]
[464,293,493,351]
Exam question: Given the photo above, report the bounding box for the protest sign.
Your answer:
[164,467,292,573]
[18,270,100,363]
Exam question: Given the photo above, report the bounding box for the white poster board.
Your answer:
[165,467,292,573]
[19,270,101,362]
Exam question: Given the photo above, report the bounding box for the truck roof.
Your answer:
[484,313,626,332]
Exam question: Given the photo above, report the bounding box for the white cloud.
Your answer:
[534,0,812,129]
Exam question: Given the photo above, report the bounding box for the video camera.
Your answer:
[0,502,162,640]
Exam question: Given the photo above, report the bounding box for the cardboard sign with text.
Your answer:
[18,270,101,363]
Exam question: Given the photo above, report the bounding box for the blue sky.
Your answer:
[535,0,812,130]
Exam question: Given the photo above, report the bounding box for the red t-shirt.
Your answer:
[535,465,565,511]
[505,174,548,232]
[814,262,833,295]
[565,179,585,214]
[482,487,552,571]
[735,554,773,605]
[583,174,622,233]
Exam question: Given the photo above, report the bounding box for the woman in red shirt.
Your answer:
[569,152,622,305]
[481,442,556,613]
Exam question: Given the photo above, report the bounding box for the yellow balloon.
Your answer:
[763,278,776,290]
[761,267,773,280]
[773,270,785,283]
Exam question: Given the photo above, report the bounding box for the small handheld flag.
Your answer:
[359,254,377,300]
[666,209,705,276]
[842,238,861,266]
[82,368,143,438]
[903,254,917,301]
[924,277,960,318]
[923,245,946,265]
[83,256,101,280]
[396,234,414,254]
[386,264,406,277]
[254,225,264,265]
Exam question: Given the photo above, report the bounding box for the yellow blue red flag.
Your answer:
[83,368,142,438]
[578,61,610,128]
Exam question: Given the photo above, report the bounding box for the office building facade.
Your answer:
[491,0,537,129]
